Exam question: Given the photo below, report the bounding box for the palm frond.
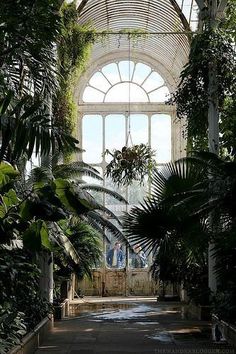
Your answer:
[86,211,126,242]
[80,184,127,204]
[53,162,102,180]
[49,222,80,264]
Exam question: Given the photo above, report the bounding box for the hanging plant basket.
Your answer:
[104,144,156,186]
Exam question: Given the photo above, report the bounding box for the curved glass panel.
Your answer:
[101,63,120,84]
[149,86,170,102]
[89,71,111,92]
[105,82,148,102]
[83,86,104,102]
[83,61,168,103]
[142,71,165,92]
[118,60,135,81]
[132,62,152,85]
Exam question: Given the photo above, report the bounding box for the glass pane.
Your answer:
[118,60,135,81]
[128,179,148,205]
[149,86,170,102]
[105,82,148,102]
[151,114,171,163]
[142,72,165,92]
[105,114,125,163]
[130,114,148,145]
[105,177,127,215]
[102,63,120,85]
[83,86,104,102]
[82,115,103,164]
[132,63,151,85]
[182,0,192,22]
[89,72,111,92]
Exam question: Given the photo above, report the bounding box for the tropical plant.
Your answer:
[169,0,236,153]
[54,1,96,139]
[27,158,127,242]
[0,249,52,330]
[0,304,26,354]
[0,0,61,97]
[123,152,236,307]
[104,144,156,186]
[0,91,78,164]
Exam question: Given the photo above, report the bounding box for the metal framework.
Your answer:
[76,0,200,83]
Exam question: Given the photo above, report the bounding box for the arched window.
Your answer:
[80,60,173,269]
[83,61,170,103]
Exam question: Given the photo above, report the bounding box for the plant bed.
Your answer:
[7,316,53,354]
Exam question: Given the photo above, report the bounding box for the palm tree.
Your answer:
[0,1,79,164]
[123,152,236,303]
[0,0,61,98]
[28,157,127,241]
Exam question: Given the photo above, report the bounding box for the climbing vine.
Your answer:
[170,28,236,151]
[53,1,96,145]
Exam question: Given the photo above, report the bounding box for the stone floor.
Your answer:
[35,297,235,354]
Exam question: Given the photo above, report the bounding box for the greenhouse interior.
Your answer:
[0,0,236,353]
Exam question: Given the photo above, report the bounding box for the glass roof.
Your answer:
[77,0,200,84]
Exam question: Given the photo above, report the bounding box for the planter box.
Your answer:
[212,315,236,347]
[7,316,53,354]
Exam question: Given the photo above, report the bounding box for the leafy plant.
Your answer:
[53,1,96,143]
[170,28,236,151]
[0,249,52,330]
[123,152,236,306]
[0,0,61,98]
[0,304,26,354]
[105,144,156,186]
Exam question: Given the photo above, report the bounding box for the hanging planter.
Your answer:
[104,144,156,186]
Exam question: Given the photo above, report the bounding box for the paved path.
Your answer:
[35,297,235,354]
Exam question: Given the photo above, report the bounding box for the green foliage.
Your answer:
[23,220,51,251]
[0,250,52,330]
[219,95,236,157]
[212,287,236,324]
[0,162,19,192]
[0,91,78,164]
[0,0,61,97]
[123,152,236,307]
[105,144,156,186]
[54,220,102,282]
[170,29,236,151]
[53,1,96,139]
[0,304,26,353]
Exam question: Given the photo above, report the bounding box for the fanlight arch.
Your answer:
[82,61,170,103]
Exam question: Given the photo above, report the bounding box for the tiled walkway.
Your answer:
[35,297,235,354]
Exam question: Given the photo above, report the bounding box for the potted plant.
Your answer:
[104,144,156,186]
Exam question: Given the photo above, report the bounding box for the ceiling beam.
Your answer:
[77,0,89,16]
